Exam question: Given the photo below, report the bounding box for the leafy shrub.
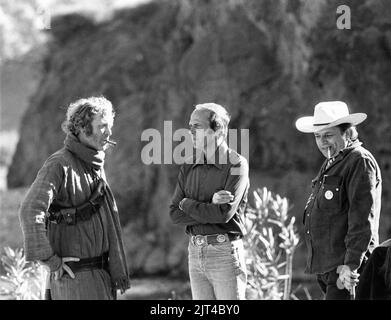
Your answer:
[244,187,299,300]
[0,247,47,300]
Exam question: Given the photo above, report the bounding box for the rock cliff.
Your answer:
[8,0,391,275]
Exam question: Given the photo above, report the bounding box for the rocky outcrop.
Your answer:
[8,0,391,275]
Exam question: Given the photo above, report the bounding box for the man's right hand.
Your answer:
[53,257,80,280]
[336,265,359,292]
[212,190,234,204]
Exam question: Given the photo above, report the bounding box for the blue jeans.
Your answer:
[188,239,247,300]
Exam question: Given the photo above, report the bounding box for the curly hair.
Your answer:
[62,96,115,136]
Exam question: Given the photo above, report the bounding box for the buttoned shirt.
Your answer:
[169,142,249,237]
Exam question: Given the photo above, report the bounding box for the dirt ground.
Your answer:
[119,277,192,300]
[120,277,323,300]
[1,276,323,300]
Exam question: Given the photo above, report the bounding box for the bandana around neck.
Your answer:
[64,134,105,170]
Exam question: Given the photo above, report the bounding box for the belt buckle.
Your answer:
[61,208,76,225]
[216,234,226,243]
[194,235,205,246]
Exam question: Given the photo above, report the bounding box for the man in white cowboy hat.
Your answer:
[295,101,382,300]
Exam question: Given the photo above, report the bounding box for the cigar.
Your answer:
[104,139,117,146]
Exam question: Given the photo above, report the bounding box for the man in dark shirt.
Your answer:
[295,101,382,300]
[169,103,249,300]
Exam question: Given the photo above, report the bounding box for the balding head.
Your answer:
[192,103,230,137]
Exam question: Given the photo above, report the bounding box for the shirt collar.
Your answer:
[312,139,362,184]
[318,139,362,176]
[192,141,228,170]
[333,139,362,162]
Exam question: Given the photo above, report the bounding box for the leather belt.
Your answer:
[65,252,109,274]
[47,179,106,226]
[190,233,242,246]
[48,198,103,225]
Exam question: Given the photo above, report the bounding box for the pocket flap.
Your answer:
[323,175,342,185]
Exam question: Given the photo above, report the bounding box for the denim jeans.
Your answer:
[188,239,247,300]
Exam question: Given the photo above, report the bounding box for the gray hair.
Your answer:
[194,103,231,135]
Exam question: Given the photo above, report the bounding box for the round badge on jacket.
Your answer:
[216,234,226,243]
[195,237,205,246]
[325,190,334,200]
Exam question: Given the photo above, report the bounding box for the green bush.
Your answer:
[244,187,300,300]
[0,247,47,300]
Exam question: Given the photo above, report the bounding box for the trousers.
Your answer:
[188,238,247,300]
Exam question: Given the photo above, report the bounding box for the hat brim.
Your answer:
[295,113,367,133]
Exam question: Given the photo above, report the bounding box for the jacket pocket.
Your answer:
[317,175,342,212]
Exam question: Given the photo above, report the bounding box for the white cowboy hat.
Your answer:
[295,101,367,133]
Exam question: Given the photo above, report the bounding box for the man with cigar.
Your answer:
[19,96,130,299]
[169,103,249,300]
[295,101,382,299]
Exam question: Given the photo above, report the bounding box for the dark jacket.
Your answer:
[303,140,382,274]
[356,242,391,300]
